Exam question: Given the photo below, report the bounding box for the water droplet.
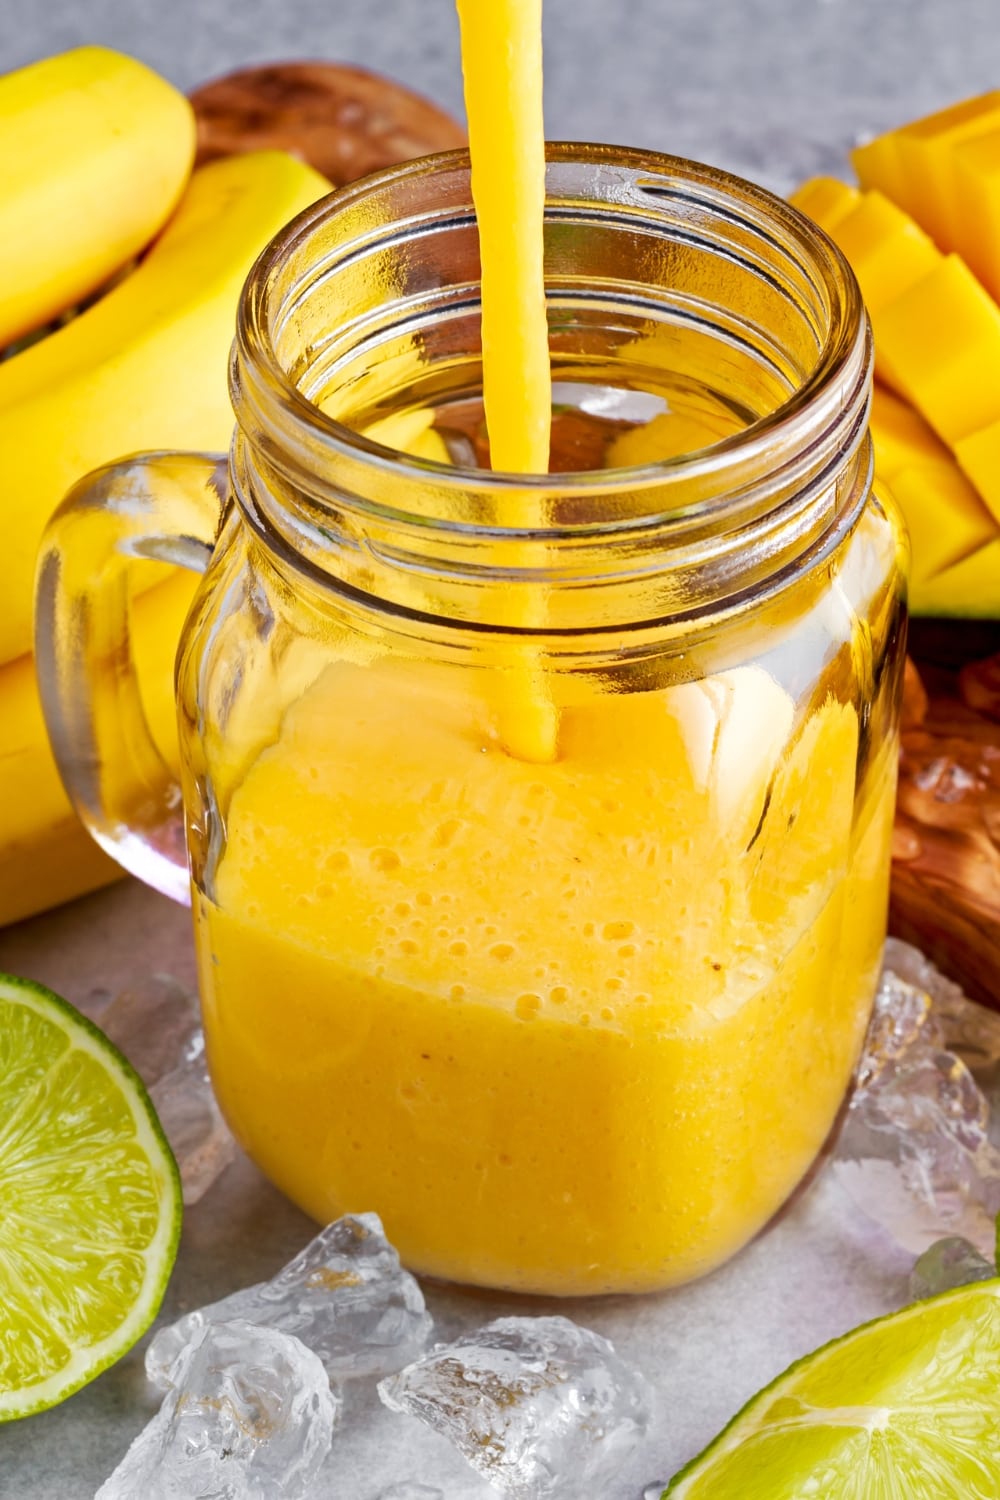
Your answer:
[619,943,637,958]
[395,901,412,918]
[644,1485,668,1500]
[399,939,419,955]
[600,1005,615,1021]
[606,978,623,992]
[516,993,541,1021]
[603,920,635,941]
[490,942,515,962]
[550,985,569,1004]
[371,848,401,873]
[449,940,469,957]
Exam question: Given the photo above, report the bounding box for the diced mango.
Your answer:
[893,91,1000,249]
[869,383,948,477]
[788,177,860,231]
[851,133,910,216]
[853,92,1000,246]
[883,462,998,583]
[873,255,1000,445]
[869,385,998,592]
[910,534,1000,617]
[952,128,1000,300]
[827,191,941,314]
[955,418,1000,525]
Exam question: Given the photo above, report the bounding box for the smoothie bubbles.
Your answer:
[35,5,907,1296]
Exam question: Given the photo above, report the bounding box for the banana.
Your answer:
[0,148,331,668]
[0,571,197,927]
[0,148,331,924]
[0,47,196,346]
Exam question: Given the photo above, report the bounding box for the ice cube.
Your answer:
[375,1486,445,1499]
[147,1213,431,1389]
[832,947,1000,1255]
[909,1236,997,1301]
[96,1320,337,1499]
[854,970,932,1090]
[377,1315,653,1500]
[99,974,235,1205]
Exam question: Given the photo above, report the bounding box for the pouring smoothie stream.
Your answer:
[38,1,907,1293]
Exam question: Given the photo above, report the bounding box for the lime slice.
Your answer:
[0,972,181,1419]
[665,1281,1000,1498]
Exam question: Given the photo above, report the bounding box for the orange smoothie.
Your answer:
[195,655,896,1294]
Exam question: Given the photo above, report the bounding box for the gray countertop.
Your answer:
[4,0,1000,193]
[0,1,997,1494]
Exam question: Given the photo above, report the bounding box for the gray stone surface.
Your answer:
[4,0,1000,194]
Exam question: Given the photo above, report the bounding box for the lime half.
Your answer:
[0,973,181,1419]
[665,1281,1000,1498]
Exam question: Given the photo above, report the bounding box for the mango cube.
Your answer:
[854,92,1000,248]
[827,191,941,314]
[788,177,860,232]
[869,384,998,588]
[952,128,1000,301]
[850,133,910,217]
[955,418,1000,525]
[884,463,997,583]
[910,534,1000,617]
[870,384,949,477]
[874,255,1000,445]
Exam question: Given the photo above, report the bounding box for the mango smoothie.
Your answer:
[195,652,896,1294]
[183,0,902,1295]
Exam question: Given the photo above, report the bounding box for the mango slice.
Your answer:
[955,418,1000,525]
[911,535,1000,618]
[787,176,860,231]
[826,192,940,315]
[871,386,998,581]
[853,91,1000,246]
[874,255,1000,446]
[952,128,1000,300]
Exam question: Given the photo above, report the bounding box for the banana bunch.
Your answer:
[0,46,331,926]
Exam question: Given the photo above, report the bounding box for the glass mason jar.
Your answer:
[36,146,908,1296]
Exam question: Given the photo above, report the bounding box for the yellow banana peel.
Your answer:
[0,146,331,925]
[0,147,330,669]
[0,570,199,927]
[0,46,195,347]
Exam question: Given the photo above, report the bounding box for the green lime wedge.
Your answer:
[664,1281,1000,1498]
[0,972,182,1420]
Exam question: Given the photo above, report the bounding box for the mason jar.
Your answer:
[36,145,908,1295]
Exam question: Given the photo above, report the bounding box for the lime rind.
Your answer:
[664,1281,1000,1498]
[0,972,182,1420]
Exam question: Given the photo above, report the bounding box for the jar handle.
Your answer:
[34,452,227,906]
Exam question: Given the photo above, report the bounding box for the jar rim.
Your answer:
[234,142,868,522]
